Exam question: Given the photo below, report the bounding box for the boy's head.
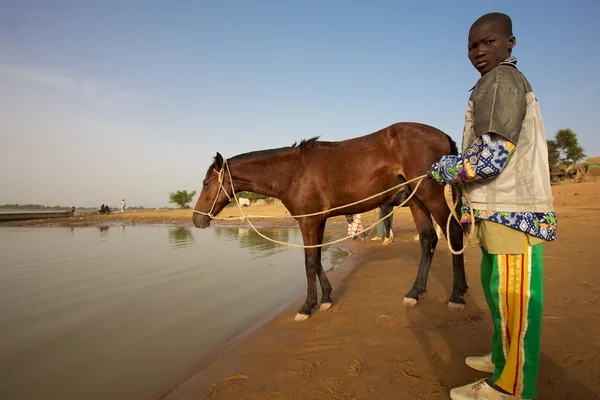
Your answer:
[468,13,516,76]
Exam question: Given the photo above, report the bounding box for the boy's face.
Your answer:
[468,22,515,76]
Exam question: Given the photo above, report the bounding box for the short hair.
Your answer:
[471,12,513,37]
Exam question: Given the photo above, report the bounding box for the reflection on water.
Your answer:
[168,227,195,248]
[97,225,109,238]
[213,226,348,264]
[214,226,294,258]
[0,225,348,400]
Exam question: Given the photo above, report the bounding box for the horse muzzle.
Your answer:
[192,212,211,229]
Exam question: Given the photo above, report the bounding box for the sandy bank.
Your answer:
[0,199,419,230]
[161,180,600,400]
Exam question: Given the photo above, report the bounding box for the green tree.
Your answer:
[553,128,586,165]
[547,139,561,169]
[169,190,197,209]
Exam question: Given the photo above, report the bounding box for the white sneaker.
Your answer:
[450,380,520,399]
[466,352,495,373]
[382,237,393,245]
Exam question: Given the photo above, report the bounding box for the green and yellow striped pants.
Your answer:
[480,236,543,399]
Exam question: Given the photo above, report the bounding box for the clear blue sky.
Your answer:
[1,0,598,208]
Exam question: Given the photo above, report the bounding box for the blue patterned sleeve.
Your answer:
[429,134,516,185]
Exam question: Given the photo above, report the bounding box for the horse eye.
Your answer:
[203,181,209,187]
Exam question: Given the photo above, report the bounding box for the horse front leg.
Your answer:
[295,219,326,321]
[315,221,333,310]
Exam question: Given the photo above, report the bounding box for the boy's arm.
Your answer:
[429,134,516,185]
[430,78,526,185]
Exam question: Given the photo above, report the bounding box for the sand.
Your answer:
[159,180,600,400]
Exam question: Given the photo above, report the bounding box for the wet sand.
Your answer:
[162,180,600,400]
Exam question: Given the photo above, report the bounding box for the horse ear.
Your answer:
[214,152,224,169]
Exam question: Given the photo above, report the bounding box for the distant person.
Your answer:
[346,213,365,240]
[103,204,110,215]
[120,199,126,213]
[371,206,394,245]
[98,204,104,214]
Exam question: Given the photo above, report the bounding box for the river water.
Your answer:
[0,225,348,400]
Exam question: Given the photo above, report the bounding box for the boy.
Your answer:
[428,12,557,400]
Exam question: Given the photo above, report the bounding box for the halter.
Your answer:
[193,161,232,219]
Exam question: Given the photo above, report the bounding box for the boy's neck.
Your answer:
[480,56,518,77]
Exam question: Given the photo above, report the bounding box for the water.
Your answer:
[0,225,348,400]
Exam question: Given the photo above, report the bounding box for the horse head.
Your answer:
[192,152,232,228]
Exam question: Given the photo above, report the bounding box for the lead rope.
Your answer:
[193,161,474,253]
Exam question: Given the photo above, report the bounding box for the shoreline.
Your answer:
[151,238,366,400]
[0,199,414,229]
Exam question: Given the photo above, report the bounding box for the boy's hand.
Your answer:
[428,161,445,185]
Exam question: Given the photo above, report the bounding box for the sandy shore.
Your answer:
[0,199,422,231]
[158,180,600,400]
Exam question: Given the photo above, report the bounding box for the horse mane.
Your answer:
[231,135,340,161]
[294,136,340,152]
[206,135,340,176]
[295,136,320,152]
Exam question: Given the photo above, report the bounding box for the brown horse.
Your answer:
[192,122,467,321]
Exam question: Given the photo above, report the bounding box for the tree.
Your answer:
[552,128,586,165]
[169,190,197,209]
[547,139,560,169]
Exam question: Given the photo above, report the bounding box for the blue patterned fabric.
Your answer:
[431,134,515,184]
[429,133,557,242]
[465,208,557,241]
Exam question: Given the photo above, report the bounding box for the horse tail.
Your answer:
[445,133,459,156]
[445,134,469,236]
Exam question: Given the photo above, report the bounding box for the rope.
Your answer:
[193,160,474,253]
[445,186,474,255]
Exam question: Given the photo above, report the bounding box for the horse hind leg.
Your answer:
[403,197,438,307]
[422,185,468,311]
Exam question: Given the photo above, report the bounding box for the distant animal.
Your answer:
[192,122,467,321]
[238,197,251,207]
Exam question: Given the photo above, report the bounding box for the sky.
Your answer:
[1,0,599,208]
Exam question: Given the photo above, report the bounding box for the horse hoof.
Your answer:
[447,302,465,312]
[402,297,418,307]
[294,313,310,322]
[319,302,332,311]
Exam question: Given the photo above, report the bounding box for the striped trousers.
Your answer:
[480,237,543,399]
